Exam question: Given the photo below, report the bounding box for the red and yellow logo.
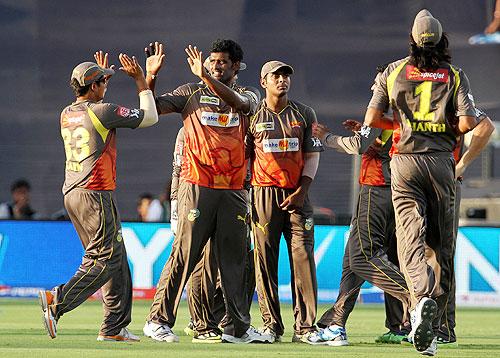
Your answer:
[218,114,229,126]
[290,120,301,128]
[405,65,449,83]
[279,139,289,150]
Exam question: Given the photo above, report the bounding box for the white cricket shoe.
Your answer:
[222,326,273,344]
[410,297,438,352]
[320,325,349,346]
[299,330,328,345]
[38,289,57,339]
[258,327,282,343]
[97,327,140,342]
[143,321,179,342]
[421,337,438,356]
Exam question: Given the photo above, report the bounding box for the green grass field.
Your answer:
[0,299,498,357]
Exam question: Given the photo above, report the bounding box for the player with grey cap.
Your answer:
[38,50,158,342]
[247,60,323,344]
[365,9,479,355]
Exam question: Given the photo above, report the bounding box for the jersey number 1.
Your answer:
[413,81,435,121]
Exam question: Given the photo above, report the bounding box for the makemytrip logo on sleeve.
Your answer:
[263,138,300,153]
[200,111,240,127]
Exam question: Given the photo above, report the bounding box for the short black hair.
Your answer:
[11,179,30,192]
[138,192,154,201]
[408,32,451,70]
[70,77,105,97]
[210,39,244,63]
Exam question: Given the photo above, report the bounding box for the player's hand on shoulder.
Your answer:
[118,53,144,79]
[145,41,165,76]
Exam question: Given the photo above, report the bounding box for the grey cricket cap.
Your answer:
[260,60,294,78]
[411,9,443,47]
[71,62,114,86]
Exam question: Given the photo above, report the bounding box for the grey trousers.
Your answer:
[148,181,251,337]
[391,153,456,332]
[55,188,132,336]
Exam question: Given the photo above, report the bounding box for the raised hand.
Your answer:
[118,53,144,79]
[343,119,362,132]
[144,41,165,76]
[94,50,114,79]
[185,45,206,78]
[313,123,331,141]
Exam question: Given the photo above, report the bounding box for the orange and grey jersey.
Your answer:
[247,100,324,189]
[170,127,185,201]
[369,57,476,154]
[61,101,144,194]
[326,125,393,186]
[156,82,260,190]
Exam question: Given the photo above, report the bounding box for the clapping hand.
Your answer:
[144,41,165,76]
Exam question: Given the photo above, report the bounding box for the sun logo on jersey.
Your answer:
[407,67,421,80]
[279,139,289,151]
[218,114,229,127]
[188,209,201,222]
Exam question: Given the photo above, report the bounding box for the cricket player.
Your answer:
[313,116,411,346]
[38,51,159,341]
[142,40,272,344]
[365,9,479,355]
[246,61,323,344]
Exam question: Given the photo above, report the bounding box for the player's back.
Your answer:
[388,60,462,154]
[60,101,143,194]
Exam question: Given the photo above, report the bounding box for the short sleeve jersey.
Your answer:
[60,101,144,194]
[156,83,260,190]
[248,100,324,188]
[359,127,393,186]
[369,57,476,153]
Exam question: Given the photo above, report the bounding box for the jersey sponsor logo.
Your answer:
[311,137,322,147]
[360,125,371,138]
[65,114,85,125]
[289,120,301,128]
[304,218,313,230]
[117,106,130,117]
[116,107,140,118]
[256,121,275,132]
[187,208,200,222]
[200,95,220,105]
[200,111,240,127]
[263,138,299,152]
[406,65,449,82]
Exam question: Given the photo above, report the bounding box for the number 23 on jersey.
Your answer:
[61,126,90,172]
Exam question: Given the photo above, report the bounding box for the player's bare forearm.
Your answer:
[146,73,157,95]
[280,176,312,211]
[364,107,394,129]
[457,115,478,135]
[201,74,250,112]
[456,116,494,177]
